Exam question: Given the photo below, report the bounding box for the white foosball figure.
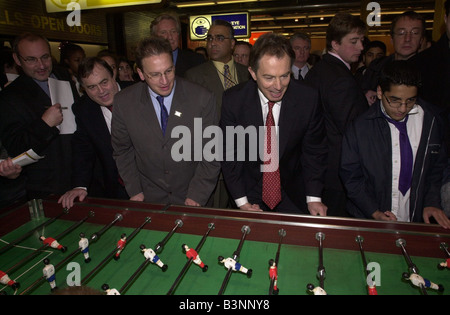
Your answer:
[140,245,168,271]
[79,233,91,263]
[218,256,252,277]
[403,272,444,292]
[43,259,57,291]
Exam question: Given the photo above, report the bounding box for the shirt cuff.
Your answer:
[307,196,322,203]
[235,196,249,208]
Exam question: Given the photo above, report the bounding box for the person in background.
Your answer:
[354,40,386,82]
[151,12,205,78]
[233,41,252,66]
[290,32,312,80]
[305,13,369,217]
[60,42,86,96]
[341,61,449,229]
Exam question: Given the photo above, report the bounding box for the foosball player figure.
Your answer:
[114,234,127,260]
[0,270,20,291]
[40,235,67,252]
[438,258,449,270]
[402,272,444,293]
[79,233,91,263]
[183,244,208,272]
[269,259,279,294]
[43,258,57,291]
[140,244,168,271]
[218,256,252,277]
[307,283,327,295]
[102,284,121,295]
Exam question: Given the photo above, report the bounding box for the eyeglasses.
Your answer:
[18,54,51,65]
[383,93,417,109]
[393,29,422,37]
[206,35,232,43]
[143,67,175,81]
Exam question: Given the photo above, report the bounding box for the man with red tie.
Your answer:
[220,33,328,215]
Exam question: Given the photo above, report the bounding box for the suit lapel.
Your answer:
[278,86,297,158]
[138,82,165,142]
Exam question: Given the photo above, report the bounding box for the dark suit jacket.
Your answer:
[220,79,327,214]
[175,49,205,78]
[305,53,369,192]
[71,95,128,200]
[185,60,250,113]
[0,67,79,198]
[111,77,220,206]
[340,100,447,222]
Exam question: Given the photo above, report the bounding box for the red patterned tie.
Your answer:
[262,101,281,210]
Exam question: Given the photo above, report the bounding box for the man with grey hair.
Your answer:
[290,32,312,80]
[151,12,204,77]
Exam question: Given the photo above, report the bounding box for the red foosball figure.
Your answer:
[0,270,19,290]
[269,260,279,294]
[114,234,127,260]
[182,244,208,272]
[40,236,67,252]
[438,258,450,270]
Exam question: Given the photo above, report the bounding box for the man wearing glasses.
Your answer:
[111,37,220,207]
[186,19,250,113]
[340,61,450,229]
[0,32,79,202]
[361,11,426,105]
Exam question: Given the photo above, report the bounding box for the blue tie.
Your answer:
[385,115,413,196]
[156,96,169,136]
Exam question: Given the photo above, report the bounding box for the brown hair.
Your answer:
[135,37,173,70]
[326,13,366,51]
[249,33,295,73]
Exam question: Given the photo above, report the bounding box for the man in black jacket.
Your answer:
[58,57,129,209]
[340,61,450,229]
[0,32,79,200]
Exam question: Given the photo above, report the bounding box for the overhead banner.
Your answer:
[46,0,162,13]
[190,12,250,41]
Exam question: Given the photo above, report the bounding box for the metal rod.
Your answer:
[154,219,183,253]
[167,223,215,295]
[218,225,250,295]
[0,208,69,256]
[81,217,150,286]
[316,232,326,290]
[269,229,286,295]
[6,212,93,275]
[356,235,378,295]
[396,239,427,295]
[19,212,124,295]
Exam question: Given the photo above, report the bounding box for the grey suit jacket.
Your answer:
[111,77,220,206]
[185,60,250,112]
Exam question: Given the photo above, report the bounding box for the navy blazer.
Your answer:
[71,95,128,200]
[220,79,327,214]
[340,100,447,222]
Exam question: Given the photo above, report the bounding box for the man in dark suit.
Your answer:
[220,33,328,215]
[305,13,369,217]
[111,37,220,206]
[0,32,79,200]
[340,61,450,229]
[58,57,129,209]
[151,12,204,78]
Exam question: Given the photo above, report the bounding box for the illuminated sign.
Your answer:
[190,12,250,41]
[46,0,162,13]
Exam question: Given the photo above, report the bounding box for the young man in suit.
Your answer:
[305,13,369,217]
[0,32,79,200]
[111,37,220,207]
[151,12,205,78]
[340,61,450,229]
[220,33,328,215]
[58,57,129,209]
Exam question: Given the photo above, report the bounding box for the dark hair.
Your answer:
[446,0,449,16]
[211,19,235,39]
[390,11,426,37]
[379,60,422,92]
[135,37,173,70]
[249,33,295,73]
[78,57,114,81]
[326,13,366,51]
[365,40,387,54]
[60,42,85,63]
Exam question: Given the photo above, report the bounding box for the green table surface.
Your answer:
[1,218,448,296]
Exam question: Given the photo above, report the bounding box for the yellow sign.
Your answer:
[46,0,162,13]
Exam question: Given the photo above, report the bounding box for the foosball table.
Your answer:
[0,197,449,296]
